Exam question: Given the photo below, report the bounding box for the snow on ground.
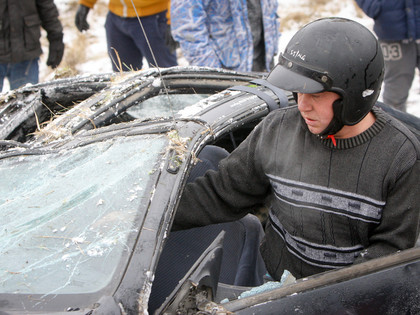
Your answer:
[9,0,420,117]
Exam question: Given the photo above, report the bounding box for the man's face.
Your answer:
[297,91,340,135]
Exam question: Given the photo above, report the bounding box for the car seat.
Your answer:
[148,145,267,313]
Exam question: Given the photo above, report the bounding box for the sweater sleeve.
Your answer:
[170,0,222,68]
[355,157,420,264]
[172,118,271,231]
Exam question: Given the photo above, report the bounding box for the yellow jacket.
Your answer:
[79,0,169,18]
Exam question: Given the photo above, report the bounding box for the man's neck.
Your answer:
[334,112,376,139]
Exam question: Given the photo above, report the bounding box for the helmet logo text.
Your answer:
[289,50,306,61]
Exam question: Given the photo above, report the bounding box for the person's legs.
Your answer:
[8,58,39,90]
[380,40,416,112]
[127,11,177,68]
[0,63,8,92]
[247,0,266,72]
[105,12,144,71]
[416,40,420,101]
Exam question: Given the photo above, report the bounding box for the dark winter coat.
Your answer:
[0,0,63,63]
[356,0,420,41]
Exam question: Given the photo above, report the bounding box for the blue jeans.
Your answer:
[0,58,39,92]
[105,11,177,72]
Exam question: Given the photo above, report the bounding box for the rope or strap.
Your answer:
[250,79,289,108]
[229,79,289,112]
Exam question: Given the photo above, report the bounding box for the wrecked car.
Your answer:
[0,66,419,315]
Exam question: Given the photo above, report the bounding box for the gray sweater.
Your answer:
[174,105,420,279]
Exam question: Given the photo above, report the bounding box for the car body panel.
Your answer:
[224,247,420,315]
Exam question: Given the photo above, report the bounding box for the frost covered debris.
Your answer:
[167,129,196,168]
[0,73,113,143]
[0,88,16,105]
[1,66,257,145]
[31,67,203,142]
[178,90,241,118]
[33,121,74,143]
[35,73,155,140]
[34,104,95,142]
[0,91,42,140]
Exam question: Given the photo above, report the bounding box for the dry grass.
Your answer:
[62,0,109,75]
[167,129,201,167]
[61,34,88,74]
[40,0,110,80]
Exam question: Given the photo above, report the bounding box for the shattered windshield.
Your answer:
[127,94,209,119]
[0,134,167,295]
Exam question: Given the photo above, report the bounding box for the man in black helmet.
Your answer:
[173,17,420,280]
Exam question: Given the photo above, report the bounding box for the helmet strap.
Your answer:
[318,99,344,137]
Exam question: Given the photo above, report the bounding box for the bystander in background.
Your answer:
[0,0,64,92]
[170,0,280,72]
[356,0,420,112]
[173,17,420,281]
[75,0,177,72]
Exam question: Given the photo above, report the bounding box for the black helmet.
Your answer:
[267,17,384,136]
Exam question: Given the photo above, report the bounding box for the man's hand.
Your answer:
[75,4,90,32]
[46,38,64,69]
